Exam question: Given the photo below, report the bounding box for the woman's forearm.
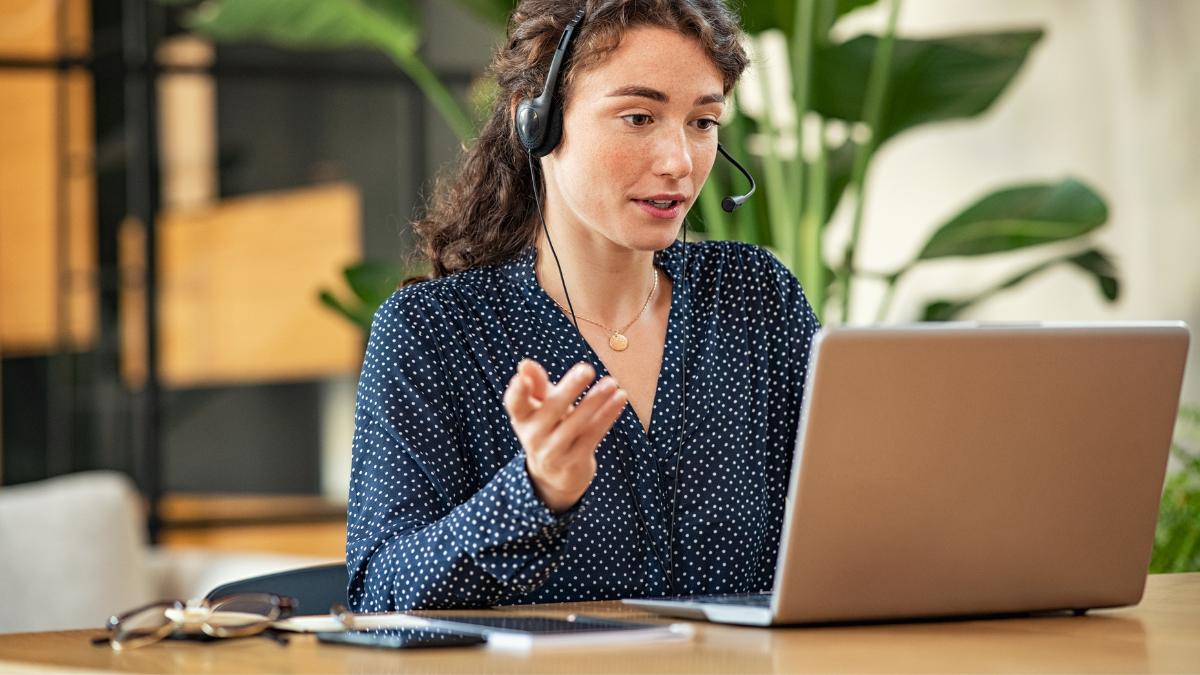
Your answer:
[347,453,584,611]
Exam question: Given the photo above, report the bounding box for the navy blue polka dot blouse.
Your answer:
[346,239,820,611]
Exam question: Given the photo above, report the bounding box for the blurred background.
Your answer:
[0,0,1197,631]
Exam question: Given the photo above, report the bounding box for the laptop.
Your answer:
[624,322,1190,625]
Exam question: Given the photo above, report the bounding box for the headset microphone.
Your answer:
[717,143,756,213]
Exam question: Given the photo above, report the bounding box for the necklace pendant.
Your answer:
[608,333,629,351]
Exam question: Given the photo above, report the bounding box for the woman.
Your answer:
[346,0,820,612]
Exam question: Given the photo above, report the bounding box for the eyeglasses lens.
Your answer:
[203,594,281,637]
[109,602,176,651]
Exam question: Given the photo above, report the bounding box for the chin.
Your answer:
[603,217,686,252]
[626,230,682,253]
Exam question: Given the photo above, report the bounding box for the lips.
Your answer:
[633,193,686,210]
[638,193,685,202]
[642,200,676,209]
[633,196,684,219]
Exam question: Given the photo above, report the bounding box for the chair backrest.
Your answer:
[0,471,156,633]
[205,562,348,616]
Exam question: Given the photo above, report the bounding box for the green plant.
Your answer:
[318,261,415,333]
[1150,405,1200,574]
[696,0,1118,323]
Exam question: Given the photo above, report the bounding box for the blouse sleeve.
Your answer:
[345,288,582,611]
[756,244,822,363]
[750,244,821,583]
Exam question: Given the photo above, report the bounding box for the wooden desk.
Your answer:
[1,573,1197,674]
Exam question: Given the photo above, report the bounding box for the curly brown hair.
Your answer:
[402,0,749,287]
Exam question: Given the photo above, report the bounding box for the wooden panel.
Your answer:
[0,0,95,352]
[160,493,346,524]
[0,0,89,59]
[157,36,217,211]
[0,69,96,355]
[0,73,51,351]
[158,494,346,558]
[64,70,95,349]
[120,183,363,387]
[159,521,346,558]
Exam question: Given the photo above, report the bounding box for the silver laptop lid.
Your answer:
[770,321,1190,624]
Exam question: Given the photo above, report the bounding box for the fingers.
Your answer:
[566,384,633,451]
[507,359,624,457]
[547,377,627,452]
[504,355,554,417]
[535,362,596,426]
[503,372,538,422]
[512,360,595,440]
[519,359,549,403]
[506,359,553,423]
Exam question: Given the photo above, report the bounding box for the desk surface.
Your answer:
[1,573,1197,674]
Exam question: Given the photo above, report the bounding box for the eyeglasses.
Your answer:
[97,593,296,651]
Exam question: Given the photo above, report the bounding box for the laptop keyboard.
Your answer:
[686,593,772,607]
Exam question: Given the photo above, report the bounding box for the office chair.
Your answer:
[205,562,348,616]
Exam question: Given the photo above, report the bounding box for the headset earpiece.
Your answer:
[515,98,548,156]
[515,9,584,158]
[542,100,564,156]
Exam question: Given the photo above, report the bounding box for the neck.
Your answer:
[534,226,661,330]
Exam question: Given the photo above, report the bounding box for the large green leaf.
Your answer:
[185,0,420,57]
[319,289,375,334]
[822,139,856,223]
[916,179,1108,260]
[812,30,1043,146]
[919,247,1119,321]
[1066,248,1119,301]
[319,260,416,334]
[1150,405,1200,573]
[344,261,409,306]
[1151,457,1200,573]
[741,0,878,42]
[739,0,802,37]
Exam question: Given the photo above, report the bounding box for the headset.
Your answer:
[515,6,757,596]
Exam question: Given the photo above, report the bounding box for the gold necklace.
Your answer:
[548,267,658,352]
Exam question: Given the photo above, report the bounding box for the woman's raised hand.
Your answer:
[503,359,627,513]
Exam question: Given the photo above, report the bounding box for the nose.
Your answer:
[652,126,692,180]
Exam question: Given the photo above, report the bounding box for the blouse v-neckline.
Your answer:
[505,242,690,461]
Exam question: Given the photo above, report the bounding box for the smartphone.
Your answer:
[316,627,486,650]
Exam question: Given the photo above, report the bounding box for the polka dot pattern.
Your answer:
[346,239,820,611]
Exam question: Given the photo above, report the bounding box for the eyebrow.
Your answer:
[604,85,725,107]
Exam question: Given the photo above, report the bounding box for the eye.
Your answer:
[621,113,653,127]
[694,118,720,132]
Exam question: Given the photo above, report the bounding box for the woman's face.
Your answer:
[542,25,726,252]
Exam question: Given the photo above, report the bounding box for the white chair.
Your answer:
[0,471,333,633]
